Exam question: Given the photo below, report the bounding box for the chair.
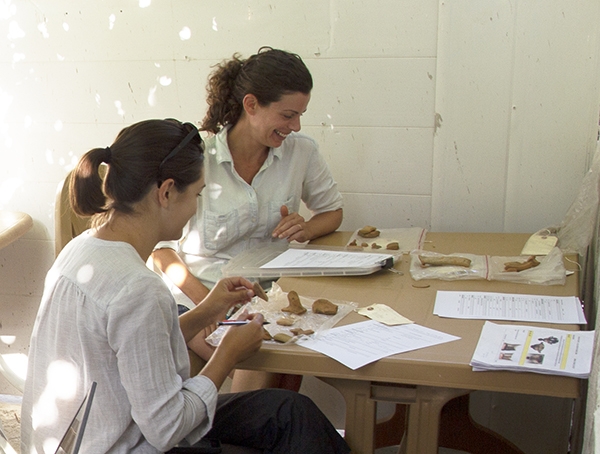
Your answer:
[54,382,96,454]
[54,168,100,257]
[374,397,525,453]
[0,427,18,454]
[0,353,26,393]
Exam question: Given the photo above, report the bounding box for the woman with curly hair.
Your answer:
[153,48,343,391]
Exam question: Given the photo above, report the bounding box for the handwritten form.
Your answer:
[434,291,586,324]
[260,248,392,269]
[296,320,459,370]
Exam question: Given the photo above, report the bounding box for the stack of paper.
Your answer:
[470,321,595,379]
[222,243,395,279]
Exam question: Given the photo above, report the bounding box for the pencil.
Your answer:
[217,320,270,326]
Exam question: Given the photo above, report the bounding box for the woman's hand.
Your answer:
[200,312,264,386]
[181,277,254,343]
[273,206,343,243]
[272,205,311,242]
[218,312,265,364]
[202,277,254,320]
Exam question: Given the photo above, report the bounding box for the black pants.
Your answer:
[202,389,350,454]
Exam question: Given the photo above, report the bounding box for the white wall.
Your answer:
[433,1,600,233]
[1,0,599,451]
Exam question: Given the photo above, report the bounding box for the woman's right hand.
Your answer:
[200,312,264,387]
[217,312,264,364]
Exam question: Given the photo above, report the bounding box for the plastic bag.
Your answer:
[205,282,356,346]
[554,141,600,255]
[409,250,488,281]
[409,247,566,285]
[346,227,427,253]
[487,247,566,285]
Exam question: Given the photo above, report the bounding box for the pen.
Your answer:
[217,320,270,326]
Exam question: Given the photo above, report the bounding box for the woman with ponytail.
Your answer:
[21,119,350,454]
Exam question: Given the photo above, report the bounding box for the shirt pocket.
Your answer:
[265,195,297,237]
[202,208,241,252]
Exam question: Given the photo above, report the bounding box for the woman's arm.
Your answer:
[304,208,343,239]
[109,282,213,450]
[151,247,210,304]
[199,313,264,388]
[178,277,254,343]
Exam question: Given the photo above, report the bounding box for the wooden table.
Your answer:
[236,231,581,454]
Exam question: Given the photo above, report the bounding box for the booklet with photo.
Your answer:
[470,321,595,379]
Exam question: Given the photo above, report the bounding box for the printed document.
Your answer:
[296,320,459,370]
[260,248,392,269]
[434,291,586,324]
[470,321,594,378]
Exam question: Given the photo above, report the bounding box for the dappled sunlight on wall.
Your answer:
[1,0,196,138]
[2,0,440,231]
[0,0,212,225]
[0,178,24,209]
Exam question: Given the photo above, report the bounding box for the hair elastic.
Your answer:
[103,146,112,164]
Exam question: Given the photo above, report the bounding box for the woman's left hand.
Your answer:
[203,277,254,317]
[272,205,311,242]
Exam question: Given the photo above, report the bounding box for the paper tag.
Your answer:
[520,233,558,256]
[357,304,413,326]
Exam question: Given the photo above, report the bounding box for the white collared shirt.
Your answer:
[157,127,343,286]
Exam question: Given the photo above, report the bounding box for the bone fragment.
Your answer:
[312,298,338,315]
[282,290,307,315]
[419,255,472,267]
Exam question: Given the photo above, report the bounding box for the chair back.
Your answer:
[54,382,97,454]
[55,166,106,257]
[0,353,26,393]
[0,425,18,454]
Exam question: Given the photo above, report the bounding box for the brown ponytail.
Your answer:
[70,119,204,224]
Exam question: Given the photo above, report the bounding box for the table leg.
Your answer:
[404,387,470,454]
[318,377,377,454]
[318,378,470,454]
[370,384,470,454]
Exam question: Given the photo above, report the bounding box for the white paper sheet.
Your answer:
[260,248,392,269]
[296,320,460,370]
[433,291,586,324]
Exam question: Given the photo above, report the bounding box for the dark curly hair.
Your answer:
[201,47,313,134]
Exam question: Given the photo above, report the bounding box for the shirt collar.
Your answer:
[213,127,233,164]
[213,125,285,164]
